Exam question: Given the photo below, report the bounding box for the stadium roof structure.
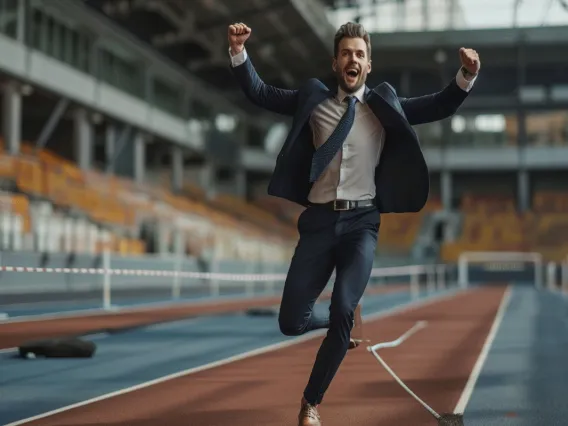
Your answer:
[365,25,568,111]
[83,0,339,121]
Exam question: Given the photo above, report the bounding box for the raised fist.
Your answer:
[459,47,480,75]
[228,23,251,55]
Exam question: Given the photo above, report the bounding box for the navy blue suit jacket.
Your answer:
[230,55,470,213]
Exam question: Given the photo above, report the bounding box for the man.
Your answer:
[227,21,479,426]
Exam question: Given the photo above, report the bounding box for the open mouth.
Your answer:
[345,68,359,82]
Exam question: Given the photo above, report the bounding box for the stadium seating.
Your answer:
[378,197,441,252]
[441,192,568,262]
[0,139,296,262]
[12,136,567,266]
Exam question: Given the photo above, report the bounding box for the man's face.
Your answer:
[332,37,371,94]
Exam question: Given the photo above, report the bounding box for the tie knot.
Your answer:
[346,95,357,107]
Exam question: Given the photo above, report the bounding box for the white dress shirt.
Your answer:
[230,48,476,204]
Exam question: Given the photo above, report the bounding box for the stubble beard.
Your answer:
[336,70,366,94]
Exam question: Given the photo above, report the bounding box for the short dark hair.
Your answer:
[333,22,371,58]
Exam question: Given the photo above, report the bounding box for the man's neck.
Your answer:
[337,84,366,103]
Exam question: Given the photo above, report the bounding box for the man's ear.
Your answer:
[367,59,372,74]
[332,57,337,72]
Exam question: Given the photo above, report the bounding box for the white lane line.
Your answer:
[453,284,513,414]
[367,321,441,419]
[4,289,465,426]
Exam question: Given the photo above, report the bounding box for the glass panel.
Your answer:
[45,14,55,57]
[0,0,18,38]
[449,112,516,146]
[98,48,142,98]
[154,78,182,116]
[415,121,444,147]
[526,110,568,146]
[326,0,568,32]
[77,34,90,73]
[29,8,43,50]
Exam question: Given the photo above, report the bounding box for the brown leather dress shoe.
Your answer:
[298,399,321,426]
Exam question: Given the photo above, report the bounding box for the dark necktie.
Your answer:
[309,95,357,183]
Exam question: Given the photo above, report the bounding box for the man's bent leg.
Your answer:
[302,209,378,404]
[278,207,337,336]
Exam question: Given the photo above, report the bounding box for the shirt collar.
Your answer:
[336,84,366,104]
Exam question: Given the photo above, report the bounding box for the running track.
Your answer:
[1,284,567,425]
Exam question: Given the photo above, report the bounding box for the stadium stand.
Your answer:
[441,191,568,262]
[0,138,295,263]
[378,197,442,253]
[0,0,567,280]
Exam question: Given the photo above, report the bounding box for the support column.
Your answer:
[233,121,247,198]
[105,124,116,168]
[73,108,92,170]
[2,81,22,155]
[441,170,453,211]
[16,0,27,42]
[199,162,216,199]
[234,168,246,198]
[517,169,530,212]
[171,145,183,193]
[36,98,68,150]
[134,132,146,183]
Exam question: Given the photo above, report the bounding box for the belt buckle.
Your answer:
[333,200,351,211]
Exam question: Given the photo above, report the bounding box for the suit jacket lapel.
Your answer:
[281,81,333,157]
[365,82,407,125]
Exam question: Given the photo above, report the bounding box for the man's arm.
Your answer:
[228,23,298,116]
[229,47,299,116]
[399,48,480,125]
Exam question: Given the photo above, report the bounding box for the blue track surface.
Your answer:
[0,290,272,318]
[464,286,568,425]
[0,287,440,424]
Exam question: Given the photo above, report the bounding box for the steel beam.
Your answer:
[50,0,275,131]
[288,0,336,55]
[106,124,132,173]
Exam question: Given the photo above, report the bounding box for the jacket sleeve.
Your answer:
[398,70,476,125]
[229,48,299,117]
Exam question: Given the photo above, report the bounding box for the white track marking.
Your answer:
[368,321,428,352]
[4,289,464,426]
[367,321,441,419]
[453,284,513,414]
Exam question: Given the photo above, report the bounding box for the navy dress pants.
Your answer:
[278,204,380,405]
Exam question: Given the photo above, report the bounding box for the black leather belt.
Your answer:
[312,199,375,211]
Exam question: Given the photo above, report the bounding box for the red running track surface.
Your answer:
[18,286,507,426]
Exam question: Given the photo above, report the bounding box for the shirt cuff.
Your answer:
[229,47,248,67]
[455,68,477,92]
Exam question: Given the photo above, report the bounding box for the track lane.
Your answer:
[0,284,408,350]
[0,289,426,425]
[13,286,507,426]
